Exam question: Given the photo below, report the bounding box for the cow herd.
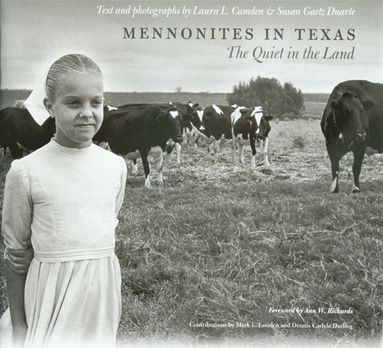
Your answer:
[0,80,382,191]
[0,100,273,188]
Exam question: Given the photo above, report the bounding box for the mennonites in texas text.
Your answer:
[122,27,355,41]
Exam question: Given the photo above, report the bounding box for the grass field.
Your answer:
[0,93,382,347]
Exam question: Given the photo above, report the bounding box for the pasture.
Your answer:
[0,92,382,347]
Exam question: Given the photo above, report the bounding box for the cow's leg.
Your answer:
[208,142,214,156]
[215,138,221,154]
[328,147,341,193]
[263,137,270,167]
[207,137,216,157]
[209,142,214,156]
[175,143,181,164]
[184,128,191,144]
[250,137,256,169]
[351,146,366,193]
[125,159,133,174]
[231,127,237,164]
[212,140,219,156]
[139,149,151,188]
[207,141,211,154]
[212,140,217,155]
[126,159,138,175]
[232,132,237,163]
[156,151,164,184]
[193,133,199,148]
[132,159,138,175]
[239,143,245,164]
[232,143,237,163]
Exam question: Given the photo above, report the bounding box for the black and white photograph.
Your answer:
[0,0,382,347]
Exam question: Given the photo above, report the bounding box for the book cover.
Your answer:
[0,1,382,347]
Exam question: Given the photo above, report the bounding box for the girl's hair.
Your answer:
[45,54,103,101]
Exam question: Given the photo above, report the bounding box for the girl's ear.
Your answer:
[43,98,54,117]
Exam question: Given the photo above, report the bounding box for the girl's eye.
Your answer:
[92,99,103,106]
[66,100,80,106]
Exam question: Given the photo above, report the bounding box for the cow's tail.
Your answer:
[190,122,210,141]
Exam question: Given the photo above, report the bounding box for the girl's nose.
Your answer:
[80,108,93,118]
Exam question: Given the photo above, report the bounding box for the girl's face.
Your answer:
[45,70,104,148]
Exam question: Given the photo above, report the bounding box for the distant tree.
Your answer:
[227,76,304,117]
[282,82,304,116]
[175,86,183,93]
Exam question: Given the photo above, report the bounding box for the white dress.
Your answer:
[1,140,127,348]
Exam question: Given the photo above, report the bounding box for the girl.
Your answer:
[2,54,127,347]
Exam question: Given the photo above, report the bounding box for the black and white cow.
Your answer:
[231,106,272,168]
[113,102,198,164]
[321,80,383,193]
[94,103,183,187]
[190,104,272,167]
[190,104,234,155]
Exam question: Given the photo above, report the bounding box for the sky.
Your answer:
[0,0,382,93]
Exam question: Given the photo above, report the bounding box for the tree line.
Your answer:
[227,76,304,118]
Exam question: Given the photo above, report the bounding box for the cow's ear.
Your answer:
[320,115,330,136]
[240,108,250,114]
[320,118,326,134]
[361,100,374,111]
[321,106,334,137]
[264,115,273,121]
[193,103,199,108]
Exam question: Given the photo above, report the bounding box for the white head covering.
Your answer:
[24,67,51,126]
[24,89,50,126]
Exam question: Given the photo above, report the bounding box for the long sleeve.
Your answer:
[115,157,127,217]
[2,160,33,274]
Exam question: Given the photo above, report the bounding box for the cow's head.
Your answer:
[174,101,201,133]
[329,92,373,147]
[157,106,183,144]
[184,106,205,145]
[180,102,199,131]
[256,113,273,141]
[238,107,265,138]
[238,106,272,141]
[182,102,204,131]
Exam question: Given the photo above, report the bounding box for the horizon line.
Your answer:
[0,88,330,95]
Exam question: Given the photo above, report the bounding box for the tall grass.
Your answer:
[115,174,383,343]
